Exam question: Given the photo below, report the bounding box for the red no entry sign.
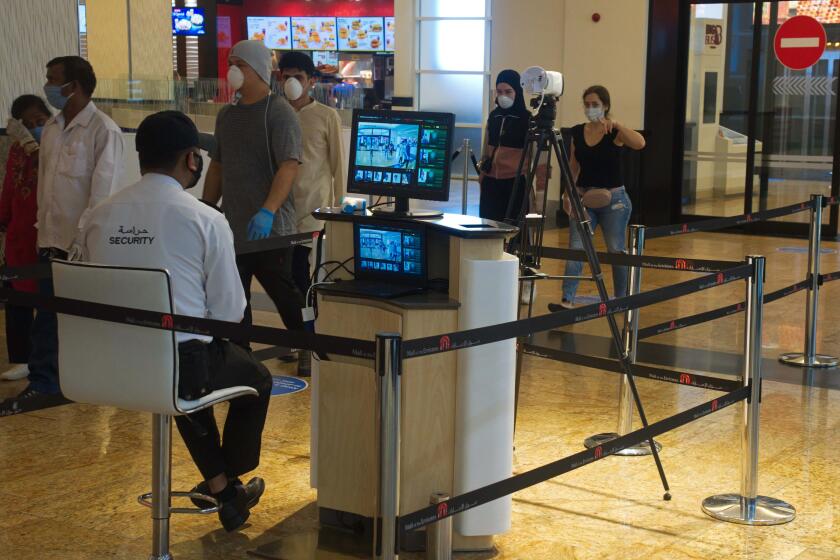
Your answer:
[774,15,826,70]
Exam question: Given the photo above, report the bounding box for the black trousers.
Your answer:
[479,176,527,222]
[4,292,34,364]
[27,248,67,394]
[235,247,304,349]
[292,244,311,297]
[175,339,273,481]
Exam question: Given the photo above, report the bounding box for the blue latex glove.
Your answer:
[247,208,275,240]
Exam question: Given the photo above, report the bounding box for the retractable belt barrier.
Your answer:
[538,246,740,272]
[821,270,840,284]
[645,200,815,239]
[400,385,750,532]
[637,278,811,340]
[0,263,53,283]
[519,342,740,392]
[233,231,319,255]
[402,264,752,359]
[0,285,375,360]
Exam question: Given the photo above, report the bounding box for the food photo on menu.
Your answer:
[292,16,337,51]
[337,17,385,51]
[385,17,395,51]
[247,17,291,49]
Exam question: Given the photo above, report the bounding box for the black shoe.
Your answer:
[0,388,68,417]
[297,351,311,377]
[190,477,237,510]
[190,477,264,511]
[217,478,265,532]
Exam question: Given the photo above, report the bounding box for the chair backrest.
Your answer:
[53,260,180,415]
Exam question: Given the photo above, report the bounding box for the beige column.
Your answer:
[86,0,171,101]
[393,0,415,103]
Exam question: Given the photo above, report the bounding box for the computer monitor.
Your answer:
[354,221,427,285]
[347,109,455,218]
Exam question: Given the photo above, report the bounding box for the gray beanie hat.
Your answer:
[230,40,272,85]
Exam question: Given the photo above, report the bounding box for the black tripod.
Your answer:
[507,96,671,499]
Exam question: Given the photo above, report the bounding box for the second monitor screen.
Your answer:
[351,115,450,193]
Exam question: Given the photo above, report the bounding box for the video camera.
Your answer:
[520,66,564,130]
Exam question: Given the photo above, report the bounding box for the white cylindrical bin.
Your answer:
[454,254,518,536]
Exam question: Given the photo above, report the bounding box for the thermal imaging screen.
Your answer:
[355,123,419,170]
[357,225,424,276]
[349,111,452,195]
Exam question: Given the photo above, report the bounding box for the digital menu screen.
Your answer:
[247,17,292,49]
[337,17,385,52]
[172,8,206,36]
[292,17,337,51]
[385,17,395,51]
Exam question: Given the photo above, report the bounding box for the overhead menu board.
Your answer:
[292,17,338,51]
[385,17,395,51]
[337,17,385,52]
[247,16,292,49]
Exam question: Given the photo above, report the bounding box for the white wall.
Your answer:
[559,0,648,130]
[0,0,79,117]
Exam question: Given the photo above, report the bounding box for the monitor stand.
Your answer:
[370,197,443,219]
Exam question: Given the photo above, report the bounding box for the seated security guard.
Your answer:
[79,111,272,532]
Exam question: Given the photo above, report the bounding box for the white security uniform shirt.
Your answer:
[293,99,346,233]
[81,173,245,343]
[37,101,125,251]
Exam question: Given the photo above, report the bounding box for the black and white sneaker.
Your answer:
[0,388,68,416]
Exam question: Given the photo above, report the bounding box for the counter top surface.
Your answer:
[313,208,518,239]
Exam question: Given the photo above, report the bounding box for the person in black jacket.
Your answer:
[478,69,532,222]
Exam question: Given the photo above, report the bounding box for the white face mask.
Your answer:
[283,77,305,101]
[585,106,605,122]
[497,95,514,110]
[227,66,245,91]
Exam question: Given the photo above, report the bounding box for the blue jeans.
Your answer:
[562,188,632,302]
[26,249,65,395]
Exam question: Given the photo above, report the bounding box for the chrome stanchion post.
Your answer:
[461,138,471,215]
[426,493,452,560]
[376,333,402,560]
[150,414,172,560]
[584,225,661,455]
[780,194,839,368]
[702,256,795,525]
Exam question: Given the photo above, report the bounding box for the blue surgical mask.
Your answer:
[29,126,44,143]
[585,106,605,122]
[44,82,73,110]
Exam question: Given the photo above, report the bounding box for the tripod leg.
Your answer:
[548,132,671,498]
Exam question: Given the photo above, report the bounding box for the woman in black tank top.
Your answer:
[554,85,646,309]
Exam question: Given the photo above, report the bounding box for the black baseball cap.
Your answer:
[135,111,214,158]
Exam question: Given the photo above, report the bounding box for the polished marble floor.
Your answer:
[1,229,839,559]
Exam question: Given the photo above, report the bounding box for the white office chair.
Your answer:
[53,260,258,560]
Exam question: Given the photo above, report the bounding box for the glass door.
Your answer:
[752,1,839,231]
[680,1,840,237]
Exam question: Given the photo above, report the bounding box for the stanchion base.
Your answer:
[701,494,796,525]
[779,353,839,369]
[583,432,662,456]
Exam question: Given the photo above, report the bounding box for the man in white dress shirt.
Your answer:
[81,111,271,532]
[1,56,125,414]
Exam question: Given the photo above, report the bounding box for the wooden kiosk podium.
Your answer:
[310,208,518,552]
